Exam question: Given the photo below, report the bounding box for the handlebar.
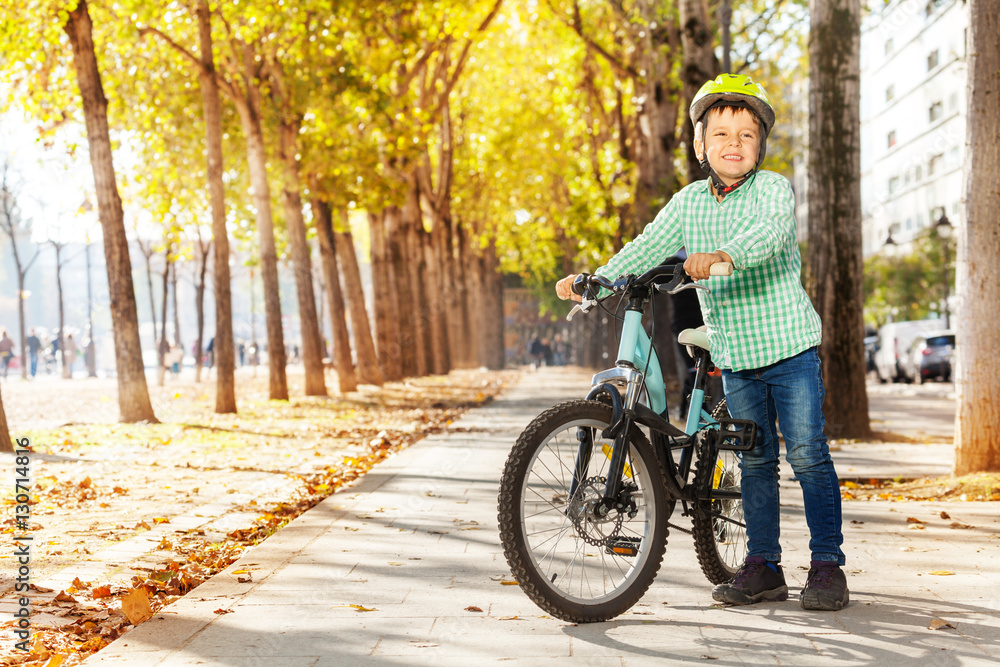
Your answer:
[565,261,732,321]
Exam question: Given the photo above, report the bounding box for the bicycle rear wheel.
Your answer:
[691,398,748,584]
[497,400,668,622]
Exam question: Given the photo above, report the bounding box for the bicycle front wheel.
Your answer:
[691,398,748,584]
[497,400,669,623]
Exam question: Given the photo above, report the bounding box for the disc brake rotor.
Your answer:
[567,476,625,547]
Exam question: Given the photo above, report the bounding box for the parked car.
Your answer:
[901,330,955,383]
[874,319,942,383]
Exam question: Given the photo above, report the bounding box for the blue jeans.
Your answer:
[721,347,845,565]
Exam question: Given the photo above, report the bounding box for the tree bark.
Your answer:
[196,0,236,412]
[478,239,505,370]
[232,61,288,400]
[158,247,170,386]
[807,0,871,439]
[955,0,1000,474]
[679,0,719,184]
[335,222,383,386]
[278,120,327,396]
[369,210,402,381]
[63,0,156,422]
[388,206,420,377]
[311,200,358,393]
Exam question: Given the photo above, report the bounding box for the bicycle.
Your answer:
[497,261,758,623]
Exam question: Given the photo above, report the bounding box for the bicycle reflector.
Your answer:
[714,418,759,452]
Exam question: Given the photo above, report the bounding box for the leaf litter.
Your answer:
[0,368,514,665]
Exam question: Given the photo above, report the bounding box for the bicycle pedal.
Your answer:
[605,536,641,557]
[714,418,758,452]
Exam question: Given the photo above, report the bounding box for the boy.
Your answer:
[555,74,848,611]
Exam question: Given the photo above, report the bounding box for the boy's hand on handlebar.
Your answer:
[556,274,582,302]
[684,251,732,280]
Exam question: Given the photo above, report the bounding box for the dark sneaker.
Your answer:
[712,556,789,605]
[801,561,850,611]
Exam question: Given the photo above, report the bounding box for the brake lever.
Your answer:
[566,297,597,322]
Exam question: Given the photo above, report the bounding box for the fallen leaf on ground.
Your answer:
[939,511,951,519]
[928,571,955,576]
[214,608,234,614]
[350,604,377,612]
[54,591,77,603]
[121,588,153,625]
[500,581,519,586]
[71,577,90,590]
[908,524,926,530]
[949,522,973,529]
[906,517,924,523]
[928,619,954,630]
[92,586,112,599]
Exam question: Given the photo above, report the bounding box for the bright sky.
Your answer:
[0,106,101,245]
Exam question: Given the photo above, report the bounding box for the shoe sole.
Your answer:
[712,585,789,605]
[801,589,850,611]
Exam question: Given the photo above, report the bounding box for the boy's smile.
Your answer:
[701,107,761,187]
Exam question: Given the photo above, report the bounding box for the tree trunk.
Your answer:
[955,0,1000,474]
[311,199,358,394]
[679,0,719,185]
[278,120,327,396]
[0,385,12,453]
[197,0,236,412]
[368,210,402,381]
[159,250,170,386]
[141,244,158,352]
[452,223,474,368]
[631,13,681,233]
[17,273,27,380]
[388,207,420,377]
[393,190,422,377]
[63,0,156,422]
[335,222,383,386]
[55,247,66,377]
[807,0,871,439]
[171,261,182,354]
[194,238,209,384]
[233,70,288,400]
[478,240,505,370]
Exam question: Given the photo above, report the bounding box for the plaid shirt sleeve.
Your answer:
[593,200,684,282]
[716,174,796,270]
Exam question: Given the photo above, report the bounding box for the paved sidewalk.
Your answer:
[88,368,1000,666]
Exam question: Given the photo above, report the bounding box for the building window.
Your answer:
[928,49,939,71]
[916,165,923,181]
[887,130,897,148]
[885,38,894,55]
[886,85,895,102]
[929,101,943,122]
[949,92,958,111]
[889,176,900,194]
[929,154,943,175]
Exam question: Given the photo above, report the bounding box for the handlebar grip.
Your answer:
[571,273,590,296]
[710,262,733,276]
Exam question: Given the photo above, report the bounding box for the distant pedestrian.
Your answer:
[238,340,245,366]
[206,337,215,368]
[27,328,41,377]
[528,335,543,368]
[63,333,78,378]
[552,333,567,366]
[0,329,14,379]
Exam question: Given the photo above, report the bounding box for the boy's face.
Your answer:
[695,107,761,186]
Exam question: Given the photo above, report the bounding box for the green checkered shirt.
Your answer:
[594,170,822,372]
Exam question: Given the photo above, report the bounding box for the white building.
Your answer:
[859,0,968,257]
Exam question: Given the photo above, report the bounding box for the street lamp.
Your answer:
[935,213,953,328]
[883,227,897,257]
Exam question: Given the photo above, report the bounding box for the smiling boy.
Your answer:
[556,74,848,611]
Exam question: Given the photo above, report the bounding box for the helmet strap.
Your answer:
[708,166,756,199]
